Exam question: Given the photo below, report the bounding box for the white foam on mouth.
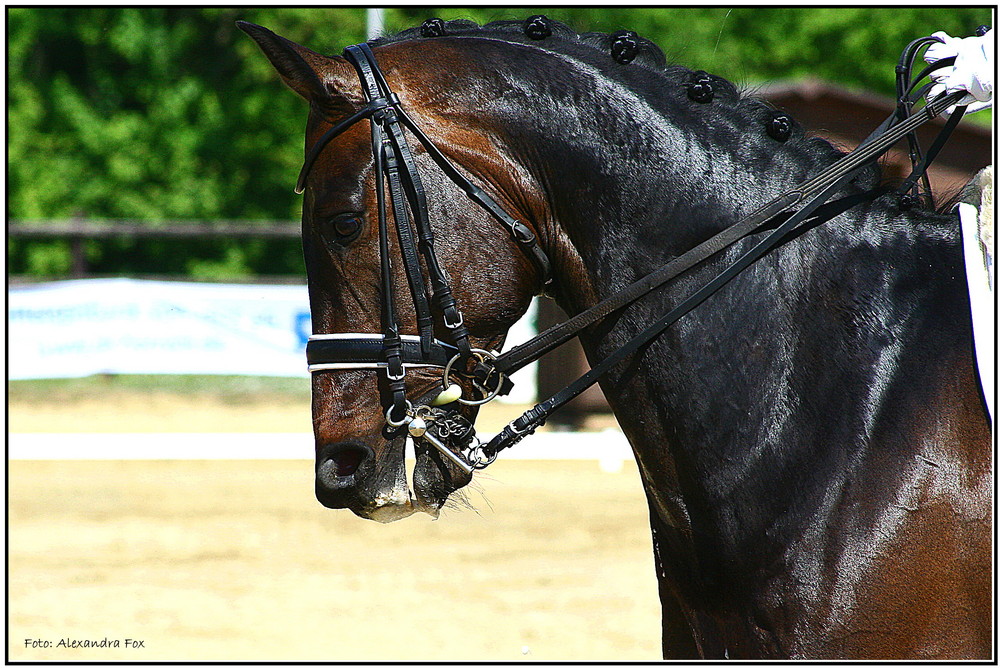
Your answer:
[404,434,417,500]
[366,483,417,523]
[401,435,443,520]
[366,500,417,523]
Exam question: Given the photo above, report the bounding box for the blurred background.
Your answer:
[7,6,994,662]
[8,6,991,280]
[8,6,992,419]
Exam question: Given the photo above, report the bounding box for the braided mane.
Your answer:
[371,15,881,192]
[376,16,669,70]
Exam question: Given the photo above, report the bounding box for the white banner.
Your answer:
[8,279,538,402]
[8,278,312,379]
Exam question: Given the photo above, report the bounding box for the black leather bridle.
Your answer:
[303,37,967,472]
[303,43,551,470]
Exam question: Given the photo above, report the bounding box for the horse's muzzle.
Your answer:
[315,440,421,522]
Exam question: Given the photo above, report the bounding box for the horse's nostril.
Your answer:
[315,442,375,510]
[317,442,372,480]
[331,446,364,477]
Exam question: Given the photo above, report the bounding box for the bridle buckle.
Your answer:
[443,307,464,330]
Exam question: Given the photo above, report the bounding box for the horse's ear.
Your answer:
[237,21,353,119]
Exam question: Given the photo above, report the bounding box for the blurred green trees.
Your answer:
[395,7,991,93]
[8,8,365,221]
[8,7,992,278]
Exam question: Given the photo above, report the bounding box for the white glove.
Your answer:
[924,29,993,115]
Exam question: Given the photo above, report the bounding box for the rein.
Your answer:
[302,36,968,471]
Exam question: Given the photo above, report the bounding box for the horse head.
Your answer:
[239,22,550,521]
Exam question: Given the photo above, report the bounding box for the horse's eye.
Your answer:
[325,214,363,245]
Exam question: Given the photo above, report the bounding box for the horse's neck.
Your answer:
[549,140,971,595]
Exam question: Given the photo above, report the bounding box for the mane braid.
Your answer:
[369,16,882,191]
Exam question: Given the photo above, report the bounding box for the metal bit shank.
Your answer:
[420,431,474,474]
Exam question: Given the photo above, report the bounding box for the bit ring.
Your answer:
[385,400,413,428]
[441,349,505,406]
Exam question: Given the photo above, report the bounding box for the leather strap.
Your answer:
[895,103,965,202]
[895,34,954,203]
[381,130,436,355]
[307,334,459,371]
[382,108,472,355]
[394,106,553,288]
[343,44,410,420]
[349,44,470,355]
[295,99,391,195]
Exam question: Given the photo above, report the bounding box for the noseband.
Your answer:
[302,38,967,473]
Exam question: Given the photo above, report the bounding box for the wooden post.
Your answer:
[535,298,611,428]
[70,213,87,278]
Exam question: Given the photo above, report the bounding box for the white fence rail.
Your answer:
[7,431,633,471]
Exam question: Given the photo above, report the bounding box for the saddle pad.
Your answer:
[959,166,994,422]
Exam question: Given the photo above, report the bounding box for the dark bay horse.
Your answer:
[240,18,992,659]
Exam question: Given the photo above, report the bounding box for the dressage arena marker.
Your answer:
[8,430,632,470]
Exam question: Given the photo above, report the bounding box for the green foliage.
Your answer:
[8,8,365,221]
[8,7,993,279]
[8,7,369,278]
